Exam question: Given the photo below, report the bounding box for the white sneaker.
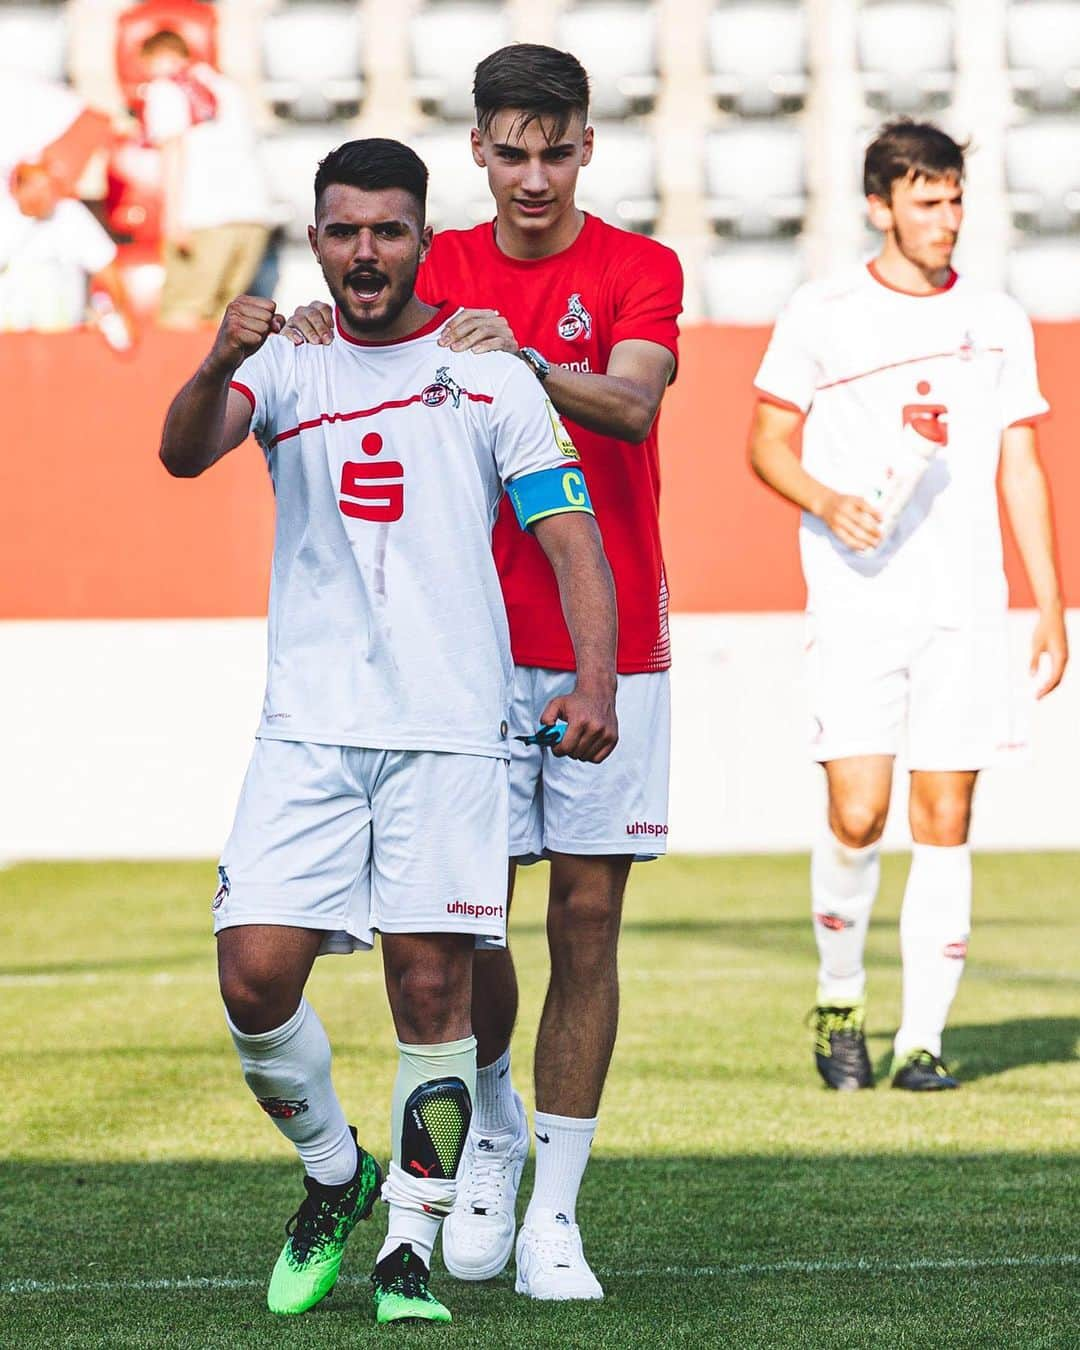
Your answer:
[514,1214,604,1301]
[442,1092,529,1280]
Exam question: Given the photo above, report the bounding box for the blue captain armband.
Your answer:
[507,465,594,530]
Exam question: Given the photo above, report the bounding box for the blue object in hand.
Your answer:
[516,719,568,748]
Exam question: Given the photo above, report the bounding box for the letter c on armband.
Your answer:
[507,464,595,530]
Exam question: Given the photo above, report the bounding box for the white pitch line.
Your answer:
[5,1254,1077,1297]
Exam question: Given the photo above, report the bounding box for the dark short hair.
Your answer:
[473,44,590,142]
[141,29,190,60]
[863,119,967,200]
[313,138,428,217]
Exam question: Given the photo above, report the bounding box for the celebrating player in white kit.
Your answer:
[159,138,618,1327]
[749,121,1067,1092]
[281,45,681,1301]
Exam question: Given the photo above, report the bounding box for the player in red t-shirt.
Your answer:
[282,45,683,1301]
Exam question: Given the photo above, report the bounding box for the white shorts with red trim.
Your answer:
[805,613,1025,769]
[509,667,670,862]
[214,739,509,951]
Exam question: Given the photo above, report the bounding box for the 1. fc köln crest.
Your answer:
[557,293,593,342]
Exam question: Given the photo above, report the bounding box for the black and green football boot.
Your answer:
[267,1128,383,1315]
[891,1048,959,1091]
[811,1004,874,1090]
[371,1243,452,1326]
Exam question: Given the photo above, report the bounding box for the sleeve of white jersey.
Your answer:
[487,357,584,485]
[66,201,117,276]
[230,337,289,451]
[752,287,821,415]
[999,299,1050,429]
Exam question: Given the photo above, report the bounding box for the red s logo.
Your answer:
[339,431,404,522]
[903,380,949,445]
[902,403,949,445]
[339,461,404,521]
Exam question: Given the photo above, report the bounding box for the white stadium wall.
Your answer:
[3,611,1078,862]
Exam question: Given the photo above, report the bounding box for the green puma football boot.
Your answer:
[371,1243,452,1325]
[267,1129,383,1315]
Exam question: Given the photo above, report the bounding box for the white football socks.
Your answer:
[895,843,972,1059]
[227,998,357,1186]
[378,1036,477,1266]
[523,1111,597,1229]
[473,1046,519,1135]
[810,831,881,1005]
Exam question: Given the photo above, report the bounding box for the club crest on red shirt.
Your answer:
[557,293,593,342]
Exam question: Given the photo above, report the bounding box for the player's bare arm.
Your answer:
[160,295,284,477]
[529,511,618,764]
[998,423,1068,697]
[282,301,673,445]
[438,313,674,442]
[748,398,883,552]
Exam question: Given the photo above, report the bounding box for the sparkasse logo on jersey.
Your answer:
[557,293,593,342]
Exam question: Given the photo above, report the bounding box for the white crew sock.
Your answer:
[227,998,357,1186]
[473,1047,519,1135]
[524,1111,597,1229]
[895,843,972,1059]
[810,831,881,1005]
[378,1036,477,1266]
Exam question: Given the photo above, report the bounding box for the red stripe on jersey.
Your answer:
[754,388,807,417]
[269,390,494,447]
[817,348,1004,392]
[1008,410,1051,427]
[230,381,256,412]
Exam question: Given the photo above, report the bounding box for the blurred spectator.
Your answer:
[139,30,273,327]
[0,161,135,344]
[0,70,113,202]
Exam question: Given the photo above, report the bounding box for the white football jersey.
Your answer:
[231,304,586,757]
[754,264,1049,626]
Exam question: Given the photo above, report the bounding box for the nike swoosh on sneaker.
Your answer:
[535,1132,550,1144]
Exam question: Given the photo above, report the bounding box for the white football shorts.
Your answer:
[213,739,510,952]
[805,614,1024,770]
[509,667,670,862]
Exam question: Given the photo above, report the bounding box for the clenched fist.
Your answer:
[208,296,286,373]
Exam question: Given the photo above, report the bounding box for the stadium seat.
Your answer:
[1005,119,1080,234]
[703,243,805,324]
[857,1,954,112]
[259,130,333,242]
[576,124,658,233]
[1008,240,1080,320]
[704,123,806,238]
[261,3,364,122]
[707,0,808,116]
[0,4,67,84]
[115,0,217,113]
[411,125,491,230]
[410,3,510,120]
[556,2,659,118]
[1008,1,1080,112]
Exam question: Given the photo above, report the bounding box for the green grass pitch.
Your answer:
[3,854,1077,1348]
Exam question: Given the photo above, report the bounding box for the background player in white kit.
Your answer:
[749,121,1067,1092]
[158,138,618,1327]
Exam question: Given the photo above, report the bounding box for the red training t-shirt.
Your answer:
[417,213,683,673]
